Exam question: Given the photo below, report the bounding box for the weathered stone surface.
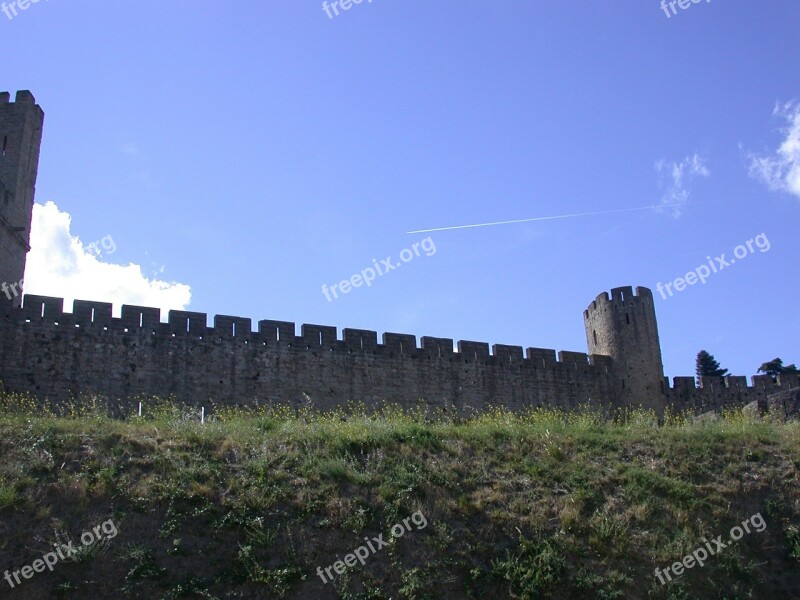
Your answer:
[741,402,761,418]
[0,295,623,414]
[694,411,721,423]
[0,91,44,308]
[0,293,797,416]
[767,388,800,421]
[585,286,665,414]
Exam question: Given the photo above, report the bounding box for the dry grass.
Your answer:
[0,394,798,599]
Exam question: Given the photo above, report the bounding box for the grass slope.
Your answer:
[0,396,798,599]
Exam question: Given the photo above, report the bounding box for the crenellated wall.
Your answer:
[1,294,794,416]
[0,295,622,414]
[664,372,800,415]
[1,91,790,418]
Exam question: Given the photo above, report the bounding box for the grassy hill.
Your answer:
[0,395,798,599]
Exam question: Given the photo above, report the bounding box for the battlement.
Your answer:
[2,90,35,105]
[0,90,42,113]
[0,90,784,417]
[0,293,630,413]
[663,372,799,416]
[584,286,654,316]
[7,295,614,371]
[666,373,800,393]
[0,292,789,416]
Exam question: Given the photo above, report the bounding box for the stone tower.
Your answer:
[584,286,665,413]
[0,91,44,306]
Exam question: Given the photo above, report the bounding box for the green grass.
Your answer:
[0,393,798,598]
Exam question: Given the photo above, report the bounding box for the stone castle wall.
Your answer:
[0,91,44,304]
[0,294,620,413]
[1,293,796,415]
[1,90,793,417]
[665,373,800,415]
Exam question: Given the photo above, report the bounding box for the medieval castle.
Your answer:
[1,90,797,416]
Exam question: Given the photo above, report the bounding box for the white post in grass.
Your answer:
[138,401,142,417]
[201,406,205,424]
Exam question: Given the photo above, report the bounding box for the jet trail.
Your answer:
[406,202,687,234]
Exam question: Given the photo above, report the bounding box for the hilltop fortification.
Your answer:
[1,91,795,415]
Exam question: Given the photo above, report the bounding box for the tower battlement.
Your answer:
[0,90,44,306]
[0,90,40,108]
[584,286,665,412]
[585,285,654,314]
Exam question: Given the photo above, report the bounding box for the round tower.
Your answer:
[584,286,665,413]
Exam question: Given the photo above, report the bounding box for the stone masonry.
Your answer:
[0,91,44,307]
[1,90,796,416]
[0,290,797,416]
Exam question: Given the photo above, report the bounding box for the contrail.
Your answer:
[406,202,687,234]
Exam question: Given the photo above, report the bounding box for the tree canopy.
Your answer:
[696,350,730,380]
[757,358,799,380]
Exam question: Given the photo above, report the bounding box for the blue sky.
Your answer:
[3,0,798,379]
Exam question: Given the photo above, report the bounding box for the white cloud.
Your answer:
[747,100,800,200]
[22,201,191,317]
[654,153,710,218]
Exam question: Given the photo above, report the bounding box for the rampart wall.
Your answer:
[1,294,795,416]
[665,373,800,415]
[0,295,619,414]
[2,91,792,418]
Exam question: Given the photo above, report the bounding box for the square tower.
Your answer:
[0,90,45,306]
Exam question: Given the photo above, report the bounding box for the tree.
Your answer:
[757,358,799,381]
[696,350,729,381]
